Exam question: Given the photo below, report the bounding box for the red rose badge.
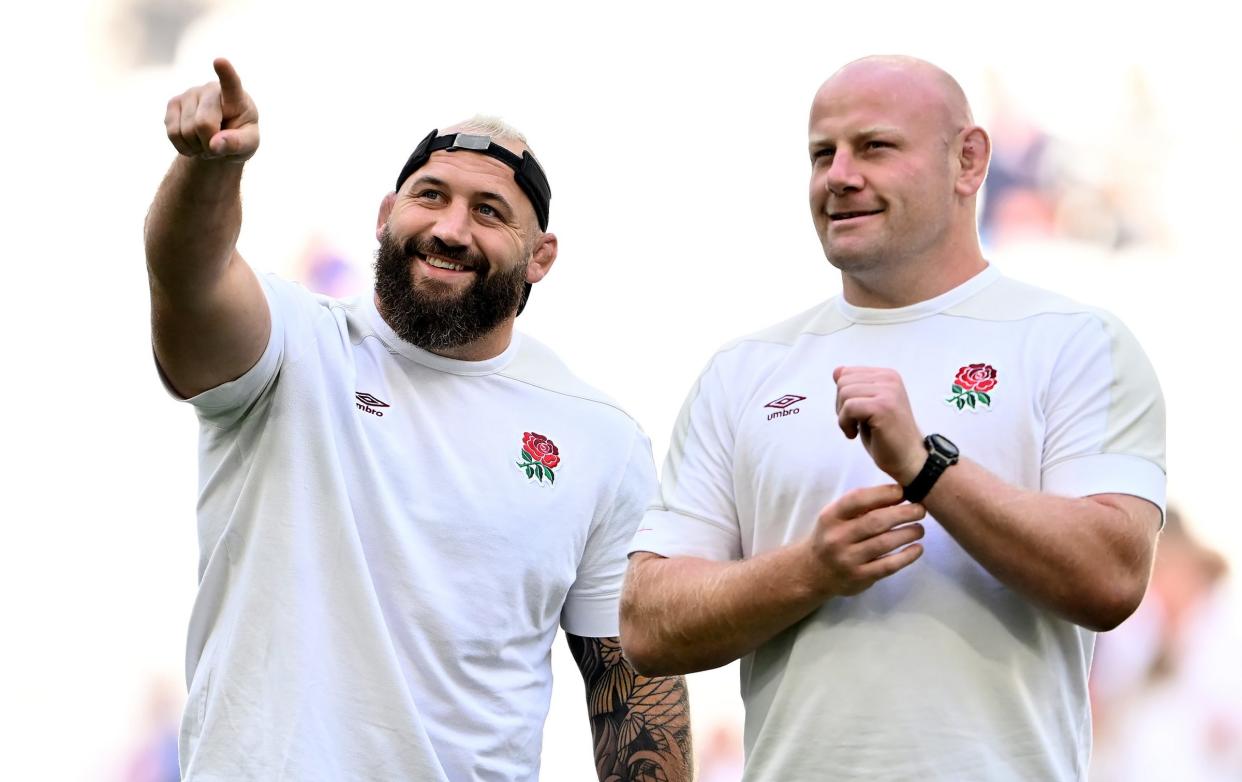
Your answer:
[947,363,997,410]
[517,431,559,483]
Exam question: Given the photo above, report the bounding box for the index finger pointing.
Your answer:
[213,57,245,112]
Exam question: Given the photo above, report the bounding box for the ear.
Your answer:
[375,192,397,242]
[954,126,991,197]
[525,232,559,285]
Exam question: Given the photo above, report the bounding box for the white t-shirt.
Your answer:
[631,265,1165,782]
[174,274,657,781]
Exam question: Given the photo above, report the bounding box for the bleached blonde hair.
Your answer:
[444,114,534,156]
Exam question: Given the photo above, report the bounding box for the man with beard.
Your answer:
[146,58,690,781]
[620,56,1165,780]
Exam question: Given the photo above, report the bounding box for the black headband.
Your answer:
[394,129,552,230]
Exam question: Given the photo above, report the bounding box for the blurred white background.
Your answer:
[1,1,1238,779]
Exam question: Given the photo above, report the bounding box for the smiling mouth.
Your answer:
[418,253,475,273]
[829,209,883,221]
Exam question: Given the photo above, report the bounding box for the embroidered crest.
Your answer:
[516,431,559,484]
[946,363,997,411]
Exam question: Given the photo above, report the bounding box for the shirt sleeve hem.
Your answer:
[561,591,621,639]
[627,507,742,561]
[1042,452,1167,515]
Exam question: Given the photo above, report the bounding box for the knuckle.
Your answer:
[193,114,217,133]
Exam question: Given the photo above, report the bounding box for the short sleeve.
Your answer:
[167,274,322,429]
[629,359,744,562]
[1040,312,1166,513]
[561,428,660,638]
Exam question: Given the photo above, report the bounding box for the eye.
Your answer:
[812,147,835,162]
[865,140,894,151]
[414,189,443,201]
[475,202,509,221]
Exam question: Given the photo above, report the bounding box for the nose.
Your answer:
[824,151,864,196]
[429,200,472,248]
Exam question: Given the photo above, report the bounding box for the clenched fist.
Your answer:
[164,58,259,162]
[834,366,927,485]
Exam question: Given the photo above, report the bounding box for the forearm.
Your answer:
[144,155,246,298]
[566,635,692,782]
[924,458,1157,630]
[620,545,826,675]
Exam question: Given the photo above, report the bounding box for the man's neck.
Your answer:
[842,243,988,310]
[428,320,516,362]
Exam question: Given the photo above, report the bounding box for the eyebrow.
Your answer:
[856,126,902,138]
[406,175,515,214]
[809,125,904,149]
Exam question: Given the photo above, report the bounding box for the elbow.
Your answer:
[1074,574,1149,632]
[619,598,671,676]
[619,584,685,677]
[619,615,700,677]
[619,634,673,677]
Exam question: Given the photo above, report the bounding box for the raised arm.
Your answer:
[621,485,925,676]
[565,633,692,782]
[145,57,269,398]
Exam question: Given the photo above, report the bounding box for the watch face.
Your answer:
[927,433,960,459]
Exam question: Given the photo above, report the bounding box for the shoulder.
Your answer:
[946,273,1121,328]
[694,298,846,387]
[502,333,642,430]
[950,272,1152,359]
[723,298,849,353]
[258,272,355,325]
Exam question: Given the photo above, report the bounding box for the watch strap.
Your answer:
[903,456,948,503]
[903,435,959,503]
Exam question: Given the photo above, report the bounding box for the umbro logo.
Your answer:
[765,395,805,409]
[355,392,390,417]
[765,394,806,421]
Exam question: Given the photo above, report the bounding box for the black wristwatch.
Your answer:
[902,434,960,503]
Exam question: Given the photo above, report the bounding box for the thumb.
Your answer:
[208,130,234,156]
[208,128,256,159]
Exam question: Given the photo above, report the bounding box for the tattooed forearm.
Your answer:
[567,634,692,782]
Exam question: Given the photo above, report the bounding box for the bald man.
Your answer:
[620,56,1165,780]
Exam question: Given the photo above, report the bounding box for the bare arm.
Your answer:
[566,634,692,782]
[920,461,1159,630]
[834,366,1161,632]
[146,58,269,398]
[621,485,925,676]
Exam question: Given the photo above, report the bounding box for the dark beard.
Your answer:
[373,231,528,352]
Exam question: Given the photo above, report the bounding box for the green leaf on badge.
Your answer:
[525,466,534,479]
[521,451,534,463]
[545,466,555,483]
[536,464,546,481]
[952,384,964,394]
[956,397,965,410]
[977,391,991,405]
[967,394,976,408]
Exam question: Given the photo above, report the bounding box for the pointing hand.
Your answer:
[163,58,259,162]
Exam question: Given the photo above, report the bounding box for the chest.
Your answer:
[340,350,612,593]
[730,324,1055,543]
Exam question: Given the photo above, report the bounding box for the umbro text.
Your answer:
[767,407,801,421]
